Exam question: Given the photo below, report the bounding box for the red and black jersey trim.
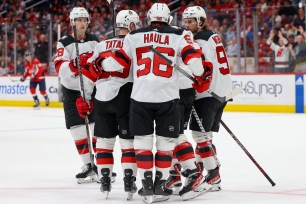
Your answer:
[115,49,131,68]
[181,45,201,65]
[54,60,69,74]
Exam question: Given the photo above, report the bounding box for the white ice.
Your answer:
[0,107,305,204]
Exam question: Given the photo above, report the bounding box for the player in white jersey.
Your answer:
[266,30,290,72]
[183,6,233,191]
[93,3,213,203]
[54,7,99,183]
[79,10,141,199]
[165,34,208,196]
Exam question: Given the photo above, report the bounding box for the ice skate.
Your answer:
[76,163,98,184]
[45,96,50,107]
[123,169,137,200]
[33,99,40,109]
[153,171,172,202]
[179,168,211,201]
[206,166,222,192]
[165,164,182,195]
[100,168,111,199]
[138,171,154,204]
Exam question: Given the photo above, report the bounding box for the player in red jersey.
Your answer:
[20,51,49,108]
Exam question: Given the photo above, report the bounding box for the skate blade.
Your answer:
[142,195,153,204]
[153,195,170,203]
[208,184,222,192]
[77,177,97,184]
[181,182,211,201]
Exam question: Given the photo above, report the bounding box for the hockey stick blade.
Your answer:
[8,74,26,82]
[220,120,276,187]
[149,46,242,102]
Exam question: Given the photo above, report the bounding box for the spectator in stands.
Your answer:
[226,36,238,57]
[293,8,305,30]
[35,34,48,64]
[293,32,306,64]
[266,30,291,72]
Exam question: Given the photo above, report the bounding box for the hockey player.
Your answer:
[79,10,141,199]
[182,6,233,191]
[20,51,50,108]
[54,7,99,184]
[93,3,212,203]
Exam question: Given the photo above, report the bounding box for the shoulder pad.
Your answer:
[130,26,184,35]
[85,33,99,42]
[59,35,74,47]
[194,30,216,41]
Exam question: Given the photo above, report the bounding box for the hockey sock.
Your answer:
[174,141,197,171]
[96,137,116,177]
[70,125,92,165]
[120,138,137,176]
[155,150,173,180]
[196,141,218,170]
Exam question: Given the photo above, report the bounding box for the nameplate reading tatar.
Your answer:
[106,40,123,50]
[144,33,169,45]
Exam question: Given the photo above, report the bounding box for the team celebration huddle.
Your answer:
[54,2,232,204]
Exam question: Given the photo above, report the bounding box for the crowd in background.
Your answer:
[1,0,306,75]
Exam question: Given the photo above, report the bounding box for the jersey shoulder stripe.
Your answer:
[130,26,184,35]
[59,33,98,47]
[194,30,216,41]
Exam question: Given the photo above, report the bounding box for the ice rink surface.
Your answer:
[0,106,305,204]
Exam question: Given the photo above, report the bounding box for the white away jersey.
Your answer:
[270,43,290,68]
[121,26,202,103]
[194,30,232,100]
[83,35,133,101]
[54,33,98,91]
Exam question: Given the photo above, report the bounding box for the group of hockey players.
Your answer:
[54,3,232,204]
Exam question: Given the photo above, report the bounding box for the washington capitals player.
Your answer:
[54,7,99,184]
[93,3,213,203]
[79,10,141,199]
[20,51,50,108]
[183,6,233,191]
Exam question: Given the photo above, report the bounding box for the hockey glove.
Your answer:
[88,51,114,79]
[69,52,93,77]
[20,76,26,82]
[76,96,93,118]
[69,58,79,76]
[192,61,213,93]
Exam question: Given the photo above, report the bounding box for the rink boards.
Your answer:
[0,74,305,113]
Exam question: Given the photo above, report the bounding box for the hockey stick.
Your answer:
[107,0,116,37]
[72,25,95,167]
[149,46,243,102]
[8,74,21,82]
[191,106,221,167]
[220,120,276,186]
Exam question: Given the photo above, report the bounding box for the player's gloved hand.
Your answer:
[69,52,93,76]
[69,58,79,76]
[88,61,110,80]
[20,76,25,82]
[76,96,93,118]
[192,61,213,93]
[89,51,113,79]
[80,52,93,67]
